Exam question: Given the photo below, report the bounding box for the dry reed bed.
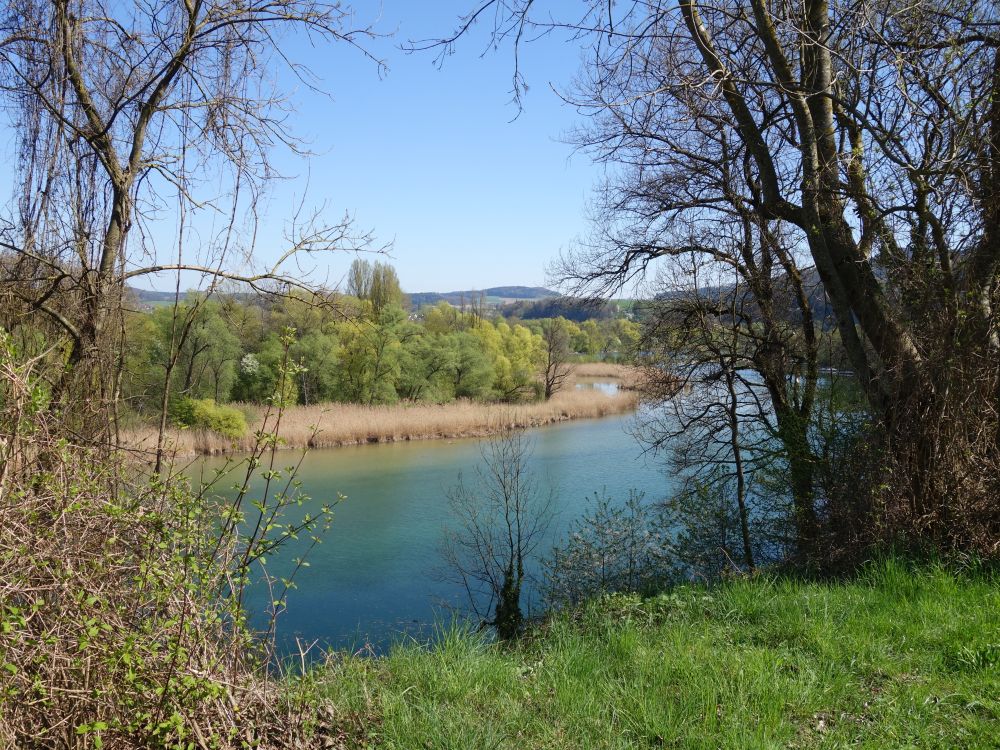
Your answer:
[124,383,640,458]
[571,361,640,386]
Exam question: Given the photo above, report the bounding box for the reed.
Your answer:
[570,361,632,378]
[122,384,640,458]
[571,362,642,389]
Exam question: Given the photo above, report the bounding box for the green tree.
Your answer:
[450,333,495,400]
[398,331,459,402]
[151,300,241,402]
[472,320,544,401]
[423,301,462,334]
[291,329,340,405]
[121,311,165,416]
[334,306,406,404]
[231,335,299,406]
[345,259,406,316]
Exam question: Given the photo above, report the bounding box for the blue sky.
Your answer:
[0,2,606,295]
[233,1,601,293]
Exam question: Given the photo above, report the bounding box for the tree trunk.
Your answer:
[723,367,755,572]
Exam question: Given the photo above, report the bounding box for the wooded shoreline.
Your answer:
[122,363,640,459]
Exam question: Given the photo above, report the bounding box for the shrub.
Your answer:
[0,331,339,748]
[172,397,247,439]
[544,490,674,609]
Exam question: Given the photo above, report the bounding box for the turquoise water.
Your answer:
[198,402,669,653]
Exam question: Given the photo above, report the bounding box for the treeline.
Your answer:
[122,263,640,423]
[501,296,618,322]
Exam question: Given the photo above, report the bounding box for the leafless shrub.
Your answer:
[874,335,1000,557]
[441,423,555,640]
[0,331,344,748]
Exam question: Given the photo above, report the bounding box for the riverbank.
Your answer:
[570,361,641,384]
[123,364,641,458]
[314,560,999,748]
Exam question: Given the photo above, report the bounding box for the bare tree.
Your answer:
[442,423,554,639]
[540,316,573,399]
[433,0,1000,553]
[639,270,778,573]
[556,43,826,558]
[0,0,381,438]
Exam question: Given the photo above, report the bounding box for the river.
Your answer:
[198,387,669,653]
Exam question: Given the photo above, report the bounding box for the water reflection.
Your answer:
[199,402,668,653]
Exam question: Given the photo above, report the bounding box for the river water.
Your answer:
[198,387,669,653]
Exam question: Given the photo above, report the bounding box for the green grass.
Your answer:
[314,560,1000,749]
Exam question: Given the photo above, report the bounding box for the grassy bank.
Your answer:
[123,365,640,457]
[313,561,999,749]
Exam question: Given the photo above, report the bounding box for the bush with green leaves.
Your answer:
[171,397,247,438]
[544,490,674,609]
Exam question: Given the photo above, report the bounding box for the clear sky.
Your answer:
[232,1,601,294]
[0,2,606,295]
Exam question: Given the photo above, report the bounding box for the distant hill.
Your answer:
[126,287,186,308]
[409,286,558,309]
[649,266,836,328]
[129,283,563,312]
[500,297,618,322]
[125,286,261,309]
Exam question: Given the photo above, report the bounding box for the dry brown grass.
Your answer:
[571,361,639,383]
[123,382,640,458]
